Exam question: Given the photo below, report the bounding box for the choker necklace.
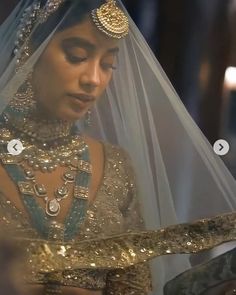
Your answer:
[3,111,73,143]
[1,112,78,172]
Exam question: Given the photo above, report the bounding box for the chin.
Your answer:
[56,109,87,122]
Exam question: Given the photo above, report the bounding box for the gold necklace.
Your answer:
[1,112,81,172]
[4,111,73,142]
[0,132,84,172]
[21,162,77,217]
[18,145,91,217]
[0,118,92,217]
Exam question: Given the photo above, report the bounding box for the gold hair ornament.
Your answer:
[91,0,129,39]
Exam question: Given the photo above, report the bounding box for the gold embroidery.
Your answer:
[0,144,150,292]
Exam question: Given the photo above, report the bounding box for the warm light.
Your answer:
[224,67,236,89]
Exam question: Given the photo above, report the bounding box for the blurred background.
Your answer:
[0,0,236,176]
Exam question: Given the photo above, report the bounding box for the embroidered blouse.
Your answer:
[0,143,152,294]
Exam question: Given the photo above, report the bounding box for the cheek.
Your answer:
[100,72,113,92]
[32,53,75,102]
[35,56,69,85]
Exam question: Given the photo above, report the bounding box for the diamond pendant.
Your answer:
[46,198,61,217]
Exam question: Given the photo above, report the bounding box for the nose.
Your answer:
[79,60,101,91]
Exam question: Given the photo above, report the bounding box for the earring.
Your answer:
[9,71,36,113]
[85,109,92,127]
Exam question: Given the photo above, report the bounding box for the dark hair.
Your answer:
[31,0,105,50]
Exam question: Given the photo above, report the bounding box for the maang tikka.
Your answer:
[91,0,129,39]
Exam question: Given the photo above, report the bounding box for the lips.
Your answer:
[68,93,95,103]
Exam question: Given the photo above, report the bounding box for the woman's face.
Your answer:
[32,16,119,121]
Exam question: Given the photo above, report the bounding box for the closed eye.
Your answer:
[102,63,117,70]
[63,46,88,64]
[66,54,87,64]
[101,55,117,70]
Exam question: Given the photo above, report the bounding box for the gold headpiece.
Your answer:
[91,0,129,39]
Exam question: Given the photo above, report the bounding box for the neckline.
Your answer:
[0,141,109,232]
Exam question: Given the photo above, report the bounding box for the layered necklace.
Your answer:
[0,110,92,239]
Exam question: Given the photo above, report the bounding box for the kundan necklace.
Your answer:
[0,112,92,237]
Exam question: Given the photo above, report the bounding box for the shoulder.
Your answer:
[102,142,135,185]
[83,135,102,152]
[83,136,134,179]
[102,142,131,163]
[102,142,133,176]
[83,135,130,164]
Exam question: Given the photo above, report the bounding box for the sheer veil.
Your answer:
[0,1,236,294]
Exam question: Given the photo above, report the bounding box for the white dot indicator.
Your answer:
[213,139,230,156]
[7,139,24,156]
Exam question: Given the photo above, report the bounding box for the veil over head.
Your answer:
[0,1,236,294]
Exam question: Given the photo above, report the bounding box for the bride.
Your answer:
[0,1,236,294]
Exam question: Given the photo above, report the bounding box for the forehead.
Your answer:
[53,15,120,50]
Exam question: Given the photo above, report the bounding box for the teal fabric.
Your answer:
[5,164,49,237]
[0,123,90,241]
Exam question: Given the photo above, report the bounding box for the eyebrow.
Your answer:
[61,37,119,54]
